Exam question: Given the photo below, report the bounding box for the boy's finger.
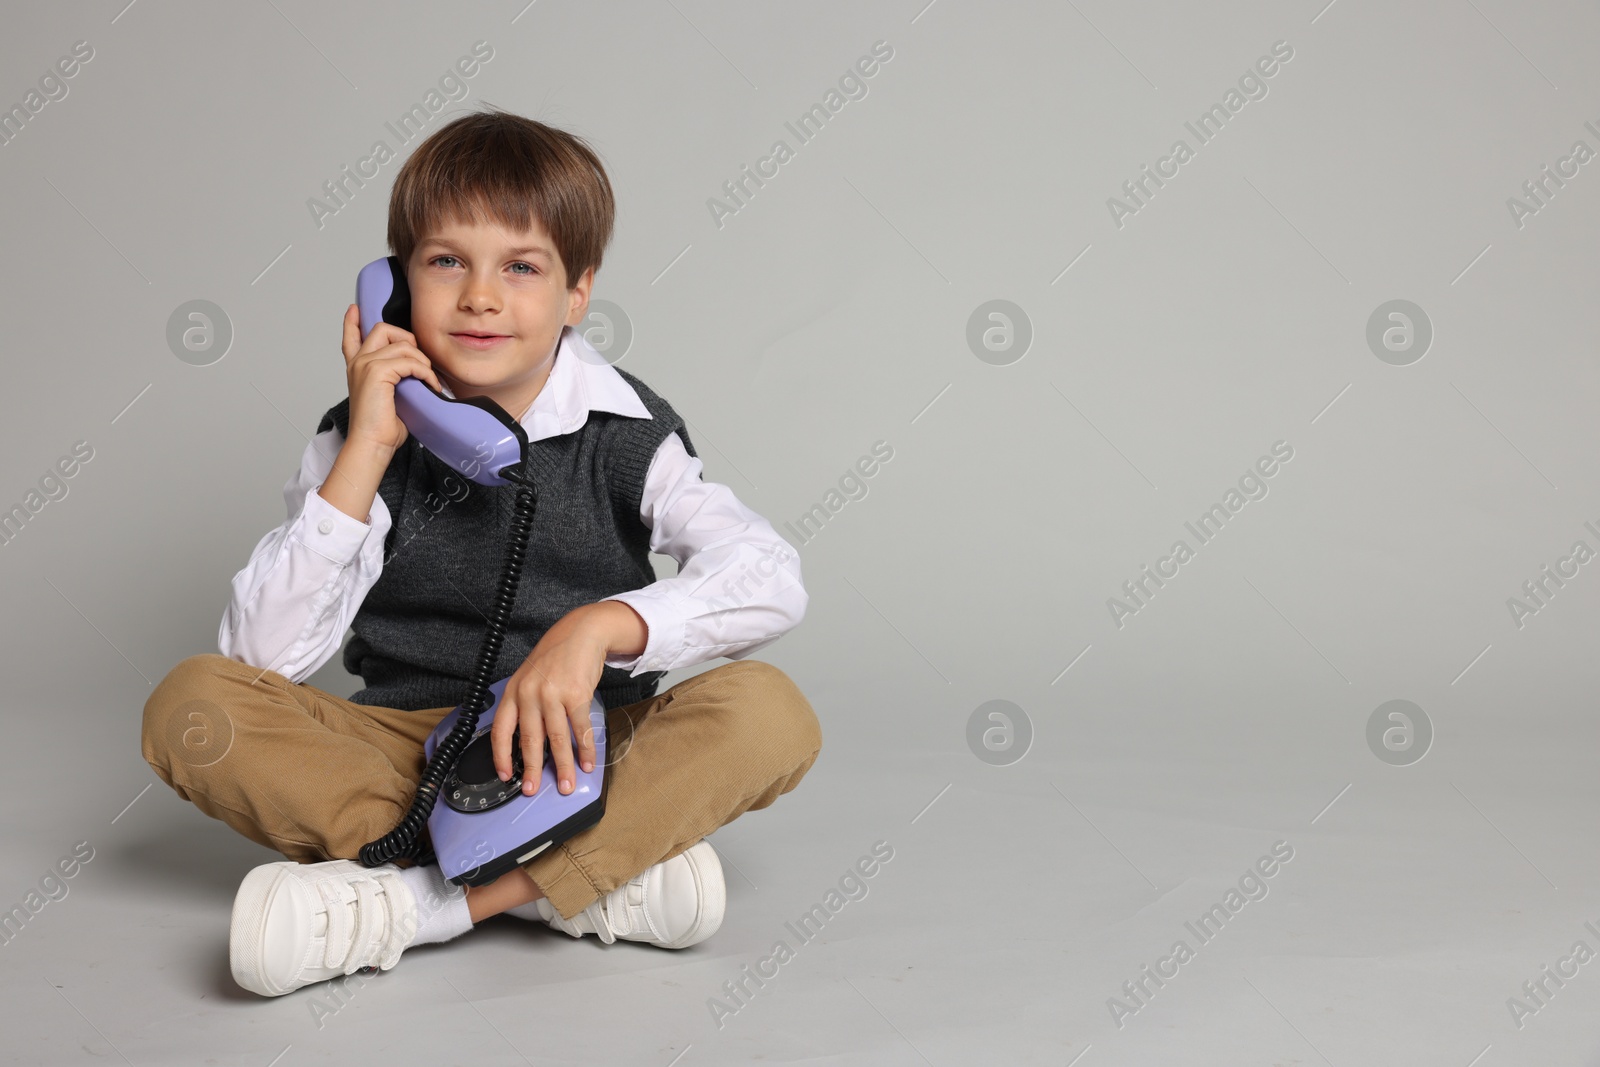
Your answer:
[406,354,444,395]
[574,710,596,773]
[342,304,360,361]
[545,707,575,795]
[521,709,545,795]
[361,322,408,357]
[492,694,517,781]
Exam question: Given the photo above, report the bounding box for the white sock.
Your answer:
[397,862,474,946]
[504,899,552,922]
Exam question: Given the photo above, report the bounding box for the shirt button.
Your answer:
[317,518,334,535]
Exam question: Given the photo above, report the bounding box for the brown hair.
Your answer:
[387,105,615,290]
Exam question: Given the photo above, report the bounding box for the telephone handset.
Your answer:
[352,255,609,887]
[352,258,528,486]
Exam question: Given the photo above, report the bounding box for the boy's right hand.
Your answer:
[339,303,447,453]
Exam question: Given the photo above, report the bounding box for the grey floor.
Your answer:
[8,650,1600,1065]
[8,0,1600,1063]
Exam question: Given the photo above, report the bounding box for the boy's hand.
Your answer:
[492,605,609,796]
[339,303,446,453]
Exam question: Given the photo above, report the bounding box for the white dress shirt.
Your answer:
[218,324,807,686]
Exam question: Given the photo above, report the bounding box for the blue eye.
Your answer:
[428,255,537,275]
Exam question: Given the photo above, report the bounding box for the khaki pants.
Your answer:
[141,654,822,920]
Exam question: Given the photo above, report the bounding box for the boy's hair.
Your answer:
[387,105,615,290]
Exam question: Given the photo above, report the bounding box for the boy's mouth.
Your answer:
[451,332,512,349]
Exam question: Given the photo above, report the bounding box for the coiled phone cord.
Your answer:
[357,464,537,870]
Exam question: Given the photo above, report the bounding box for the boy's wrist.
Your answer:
[580,600,648,660]
[318,439,391,525]
[338,435,397,467]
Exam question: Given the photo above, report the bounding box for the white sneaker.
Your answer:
[532,839,725,950]
[229,859,418,997]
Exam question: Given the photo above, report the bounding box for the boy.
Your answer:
[141,107,821,998]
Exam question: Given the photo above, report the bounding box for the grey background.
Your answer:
[2,0,1598,1063]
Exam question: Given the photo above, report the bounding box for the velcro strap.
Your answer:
[319,881,352,968]
[345,880,381,975]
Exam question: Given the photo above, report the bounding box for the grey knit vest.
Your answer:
[314,368,697,713]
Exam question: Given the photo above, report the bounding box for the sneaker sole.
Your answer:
[659,840,726,950]
[229,861,302,997]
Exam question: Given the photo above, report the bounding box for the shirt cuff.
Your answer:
[599,587,684,676]
[300,484,374,564]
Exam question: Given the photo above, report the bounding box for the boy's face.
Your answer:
[406,212,592,420]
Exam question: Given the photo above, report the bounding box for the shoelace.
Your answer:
[317,869,411,974]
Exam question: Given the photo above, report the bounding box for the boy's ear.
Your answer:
[565,266,594,326]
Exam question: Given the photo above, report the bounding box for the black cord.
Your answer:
[358,464,537,869]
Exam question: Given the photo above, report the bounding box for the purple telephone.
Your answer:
[352,256,608,887]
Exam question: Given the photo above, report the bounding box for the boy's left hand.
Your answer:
[491,606,607,797]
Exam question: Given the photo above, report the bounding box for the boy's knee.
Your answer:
[142,654,238,772]
[720,660,821,765]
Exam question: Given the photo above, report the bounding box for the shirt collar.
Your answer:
[437,324,652,442]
